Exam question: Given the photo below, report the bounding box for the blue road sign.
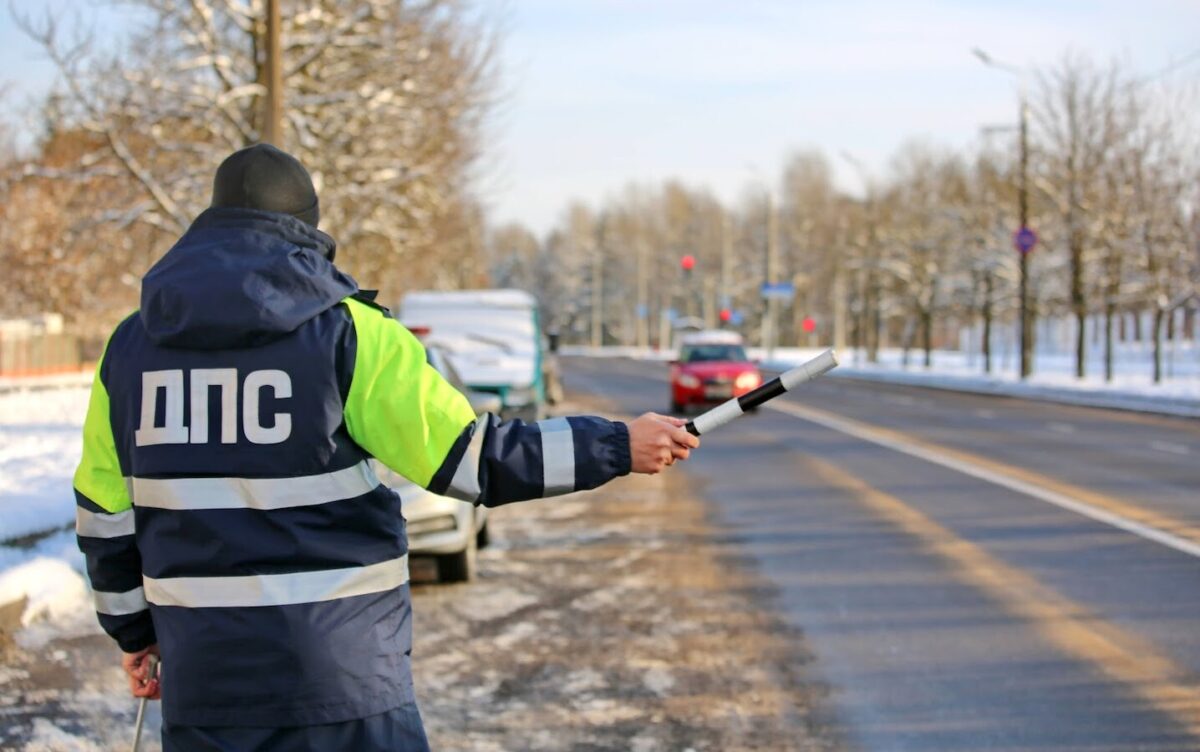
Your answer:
[730,310,745,326]
[760,282,795,301]
[636,304,648,319]
[1014,226,1038,254]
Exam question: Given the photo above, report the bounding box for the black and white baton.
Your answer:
[684,349,839,436]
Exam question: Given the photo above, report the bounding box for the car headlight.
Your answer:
[735,372,761,390]
[677,373,701,389]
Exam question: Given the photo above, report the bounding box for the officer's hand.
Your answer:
[123,644,161,700]
[628,413,700,474]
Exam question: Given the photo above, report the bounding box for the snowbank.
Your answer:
[0,386,95,649]
[0,530,97,649]
[0,386,88,542]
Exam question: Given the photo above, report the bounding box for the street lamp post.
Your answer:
[974,48,1033,379]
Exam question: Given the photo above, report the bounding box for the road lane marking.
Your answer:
[801,453,1200,738]
[766,400,1200,560]
[1152,441,1191,456]
[584,360,1200,557]
[1047,421,1076,434]
[973,409,996,419]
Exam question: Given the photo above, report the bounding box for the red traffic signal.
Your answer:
[719,308,732,323]
[680,254,696,271]
[802,317,816,334]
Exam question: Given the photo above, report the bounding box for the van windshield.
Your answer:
[681,344,748,363]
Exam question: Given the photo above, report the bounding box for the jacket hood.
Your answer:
[141,207,358,349]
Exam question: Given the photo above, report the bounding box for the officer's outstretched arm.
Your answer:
[74,343,156,654]
[341,298,630,506]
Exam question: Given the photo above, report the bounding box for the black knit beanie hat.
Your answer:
[211,144,320,229]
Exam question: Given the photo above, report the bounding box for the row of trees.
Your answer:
[490,54,1199,382]
[1,0,498,335]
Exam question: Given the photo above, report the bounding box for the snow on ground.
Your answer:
[0,385,93,653]
[0,386,89,542]
[0,370,92,393]
[0,530,98,649]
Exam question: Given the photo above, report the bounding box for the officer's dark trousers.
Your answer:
[161,704,430,752]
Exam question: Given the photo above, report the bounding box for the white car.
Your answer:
[374,344,498,582]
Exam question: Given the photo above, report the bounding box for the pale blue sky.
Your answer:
[5,1,1200,234]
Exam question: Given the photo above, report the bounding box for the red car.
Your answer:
[669,334,762,413]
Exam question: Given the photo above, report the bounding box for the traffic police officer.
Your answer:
[73,144,699,750]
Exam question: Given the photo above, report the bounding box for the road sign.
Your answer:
[730,310,745,326]
[760,282,795,301]
[1014,226,1037,254]
[636,304,648,319]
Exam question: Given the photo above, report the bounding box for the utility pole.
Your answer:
[832,264,847,351]
[764,192,780,360]
[720,212,732,320]
[973,48,1034,379]
[263,0,284,145]
[1017,96,1032,378]
[635,238,648,349]
[590,240,602,349]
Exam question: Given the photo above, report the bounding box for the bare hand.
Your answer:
[123,645,161,700]
[627,413,700,474]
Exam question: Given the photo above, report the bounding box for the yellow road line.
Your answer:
[800,452,1200,738]
[768,400,1200,559]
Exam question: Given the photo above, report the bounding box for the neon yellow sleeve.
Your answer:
[342,297,477,487]
[73,342,132,513]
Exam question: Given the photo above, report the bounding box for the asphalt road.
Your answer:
[562,356,1200,752]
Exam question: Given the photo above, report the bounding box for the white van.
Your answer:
[400,290,547,421]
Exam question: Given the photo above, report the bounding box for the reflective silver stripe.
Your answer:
[143,555,410,609]
[94,586,148,616]
[128,460,380,511]
[538,417,576,495]
[445,418,487,502]
[76,506,135,539]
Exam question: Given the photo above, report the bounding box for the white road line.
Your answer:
[1047,422,1076,434]
[766,400,1200,561]
[1151,441,1191,456]
[974,409,996,419]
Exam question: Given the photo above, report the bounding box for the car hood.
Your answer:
[427,336,537,388]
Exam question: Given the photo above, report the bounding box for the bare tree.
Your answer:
[14,0,499,306]
[1031,53,1124,379]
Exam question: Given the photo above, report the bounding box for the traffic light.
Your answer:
[719,308,732,323]
[680,254,695,272]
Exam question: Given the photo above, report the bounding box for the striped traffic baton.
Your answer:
[684,349,838,436]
